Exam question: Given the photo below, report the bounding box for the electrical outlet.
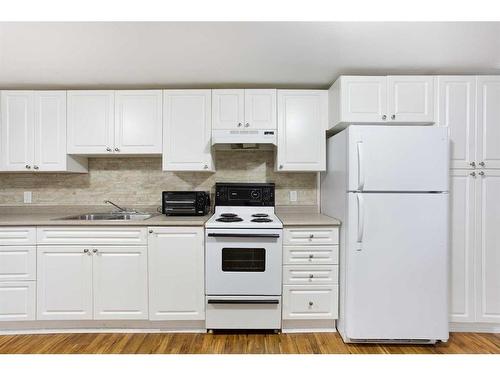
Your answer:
[289,190,298,202]
[23,191,32,204]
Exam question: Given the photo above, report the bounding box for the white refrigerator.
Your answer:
[320,126,449,343]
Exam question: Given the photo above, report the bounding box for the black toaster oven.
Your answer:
[162,191,210,216]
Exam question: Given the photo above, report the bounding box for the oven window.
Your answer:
[222,248,266,272]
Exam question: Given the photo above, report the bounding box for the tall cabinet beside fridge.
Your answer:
[320,126,449,343]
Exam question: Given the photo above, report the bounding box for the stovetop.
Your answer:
[205,206,283,229]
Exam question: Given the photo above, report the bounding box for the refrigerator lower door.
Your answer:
[344,192,449,341]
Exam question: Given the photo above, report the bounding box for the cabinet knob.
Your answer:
[279,165,283,169]
[309,301,314,307]
[391,114,396,120]
[309,274,314,279]
[106,147,112,152]
[114,147,120,152]
[237,123,242,127]
[479,162,485,167]
[479,171,485,176]
[204,164,208,169]
[309,234,314,239]
[245,123,250,127]
[470,172,476,177]
[382,115,387,120]
[470,161,476,168]
[92,248,98,253]
[149,230,153,234]
[83,249,89,253]
[25,165,31,169]
[309,254,314,259]
[33,165,39,170]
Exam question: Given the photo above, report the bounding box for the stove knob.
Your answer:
[250,190,260,199]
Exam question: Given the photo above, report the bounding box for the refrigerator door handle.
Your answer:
[357,193,364,250]
[357,141,365,190]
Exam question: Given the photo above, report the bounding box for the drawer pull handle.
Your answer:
[309,301,314,307]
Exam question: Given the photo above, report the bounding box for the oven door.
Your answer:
[205,228,283,296]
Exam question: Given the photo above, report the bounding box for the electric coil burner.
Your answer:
[205,183,283,331]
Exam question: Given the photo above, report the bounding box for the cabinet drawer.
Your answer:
[37,227,148,245]
[0,281,36,321]
[284,246,338,265]
[0,227,36,246]
[283,285,338,320]
[0,246,36,281]
[284,227,338,245]
[283,265,338,285]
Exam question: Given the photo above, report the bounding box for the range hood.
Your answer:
[211,129,277,145]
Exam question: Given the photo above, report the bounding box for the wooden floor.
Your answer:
[0,332,498,354]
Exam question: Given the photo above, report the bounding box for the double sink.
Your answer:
[57,212,153,221]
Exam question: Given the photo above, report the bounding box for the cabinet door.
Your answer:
[277,90,327,171]
[387,76,435,123]
[0,246,36,281]
[37,246,93,320]
[0,91,34,171]
[437,77,476,169]
[33,91,67,171]
[477,76,500,169]
[212,89,244,130]
[476,170,500,323]
[449,170,477,322]
[163,90,213,171]
[244,89,277,129]
[339,76,387,123]
[148,227,204,320]
[0,281,36,321]
[114,90,162,154]
[93,246,148,320]
[67,90,114,154]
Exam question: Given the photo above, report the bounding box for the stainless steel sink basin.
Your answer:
[56,212,153,221]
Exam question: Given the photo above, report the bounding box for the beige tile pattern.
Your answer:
[0,151,317,206]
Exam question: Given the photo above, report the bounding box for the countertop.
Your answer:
[0,205,340,227]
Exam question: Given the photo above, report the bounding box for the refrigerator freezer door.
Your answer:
[347,126,449,192]
[345,192,449,341]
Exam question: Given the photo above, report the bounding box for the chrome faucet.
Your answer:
[104,200,128,212]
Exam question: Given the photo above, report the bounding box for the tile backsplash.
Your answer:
[0,151,318,207]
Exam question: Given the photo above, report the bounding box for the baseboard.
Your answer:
[449,322,500,333]
[0,320,207,335]
[281,319,337,333]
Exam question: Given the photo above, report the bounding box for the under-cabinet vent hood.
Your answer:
[211,129,277,145]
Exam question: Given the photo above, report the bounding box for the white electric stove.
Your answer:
[205,183,283,330]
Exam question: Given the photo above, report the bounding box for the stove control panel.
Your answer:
[215,183,275,206]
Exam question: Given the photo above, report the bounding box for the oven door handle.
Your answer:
[207,299,280,305]
[207,233,280,238]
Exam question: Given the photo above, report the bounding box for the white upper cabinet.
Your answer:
[67,90,115,155]
[386,76,434,123]
[148,227,205,321]
[477,76,500,169]
[0,91,34,171]
[244,89,277,129]
[114,90,162,154]
[328,76,435,130]
[163,90,213,171]
[437,77,477,169]
[1,91,87,173]
[277,90,327,172]
[67,90,162,155]
[212,89,276,130]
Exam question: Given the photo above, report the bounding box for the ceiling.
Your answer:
[0,22,499,89]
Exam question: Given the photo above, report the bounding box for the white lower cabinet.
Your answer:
[37,234,149,321]
[93,246,148,320]
[37,246,93,320]
[0,281,36,321]
[148,227,204,320]
[282,226,339,330]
